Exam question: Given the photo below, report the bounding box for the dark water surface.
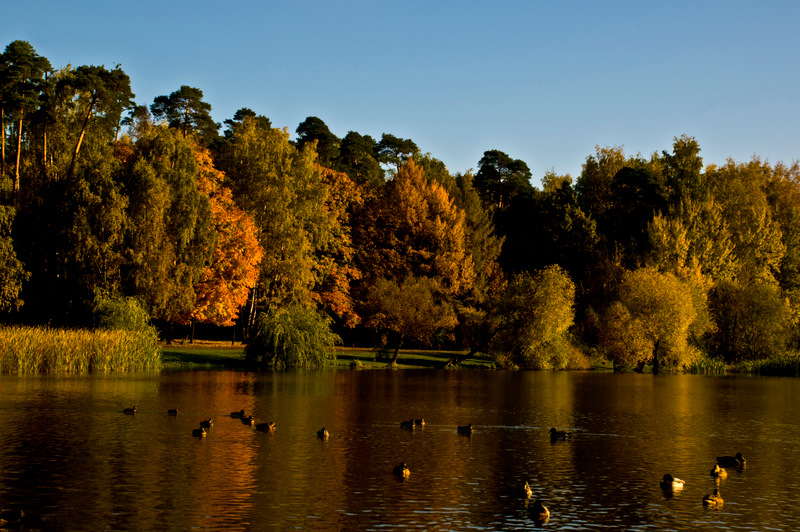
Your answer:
[1,370,799,531]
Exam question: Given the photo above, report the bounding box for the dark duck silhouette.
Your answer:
[400,419,415,429]
[317,427,329,438]
[549,427,572,441]
[123,406,137,414]
[529,500,550,524]
[716,452,746,468]
[457,423,474,435]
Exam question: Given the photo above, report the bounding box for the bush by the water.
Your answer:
[0,325,161,373]
[246,304,339,368]
[738,352,800,377]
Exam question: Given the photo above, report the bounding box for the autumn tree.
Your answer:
[709,280,791,361]
[489,266,577,369]
[123,127,214,324]
[706,158,785,284]
[354,159,474,298]
[599,268,700,372]
[313,164,362,327]
[362,276,457,365]
[216,116,340,319]
[190,144,263,327]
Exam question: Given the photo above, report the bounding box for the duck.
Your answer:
[710,463,728,479]
[457,423,474,435]
[400,419,415,429]
[200,418,213,428]
[716,452,746,468]
[167,408,179,415]
[256,421,276,432]
[230,409,246,418]
[660,474,686,491]
[393,462,411,478]
[192,427,207,437]
[414,418,425,427]
[517,480,533,498]
[549,427,572,441]
[529,500,550,524]
[123,406,137,415]
[317,427,329,438]
[703,488,724,507]
[241,415,255,426]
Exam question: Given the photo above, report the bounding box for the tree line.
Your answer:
[2,40,798,370]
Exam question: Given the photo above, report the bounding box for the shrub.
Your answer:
[246,304,339,368]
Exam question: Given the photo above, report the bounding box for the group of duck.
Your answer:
[660,452,746,508]
[393,421,561,525]
[123,406,327,439]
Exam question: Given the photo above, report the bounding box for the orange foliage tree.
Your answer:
[190,145,262,326]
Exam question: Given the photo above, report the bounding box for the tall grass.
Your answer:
[738,352,800,377]
[686,356,727,375]
[0,326,161,374]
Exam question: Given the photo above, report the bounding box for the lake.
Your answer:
[0,369,799,531]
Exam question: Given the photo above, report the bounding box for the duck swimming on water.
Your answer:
[716,452,746,468]
[660,474,686,491]
[710,463,728,479]
[393,463,410,478]
[529,500,550,524]
[703,488,724,507]
[457,423,474,435]
[549,427,572,440]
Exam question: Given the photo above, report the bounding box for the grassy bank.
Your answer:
[161,342,498,370]
[0,325,161,374]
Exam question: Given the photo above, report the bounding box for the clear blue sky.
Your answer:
[4,1,799,183]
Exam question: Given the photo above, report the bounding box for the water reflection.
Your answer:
[1,371,800,530]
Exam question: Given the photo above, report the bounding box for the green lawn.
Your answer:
[160,342,497,370]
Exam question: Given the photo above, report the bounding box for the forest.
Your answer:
[1,40,799,372]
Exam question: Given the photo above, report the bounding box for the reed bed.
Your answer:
[686,356,727,375]
[0,326,161,374]
[738,352,800,377]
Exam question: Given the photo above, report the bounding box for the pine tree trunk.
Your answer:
[13,114,23,195]
[67,97,96,182]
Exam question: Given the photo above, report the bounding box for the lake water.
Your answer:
[1,369,799,531]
